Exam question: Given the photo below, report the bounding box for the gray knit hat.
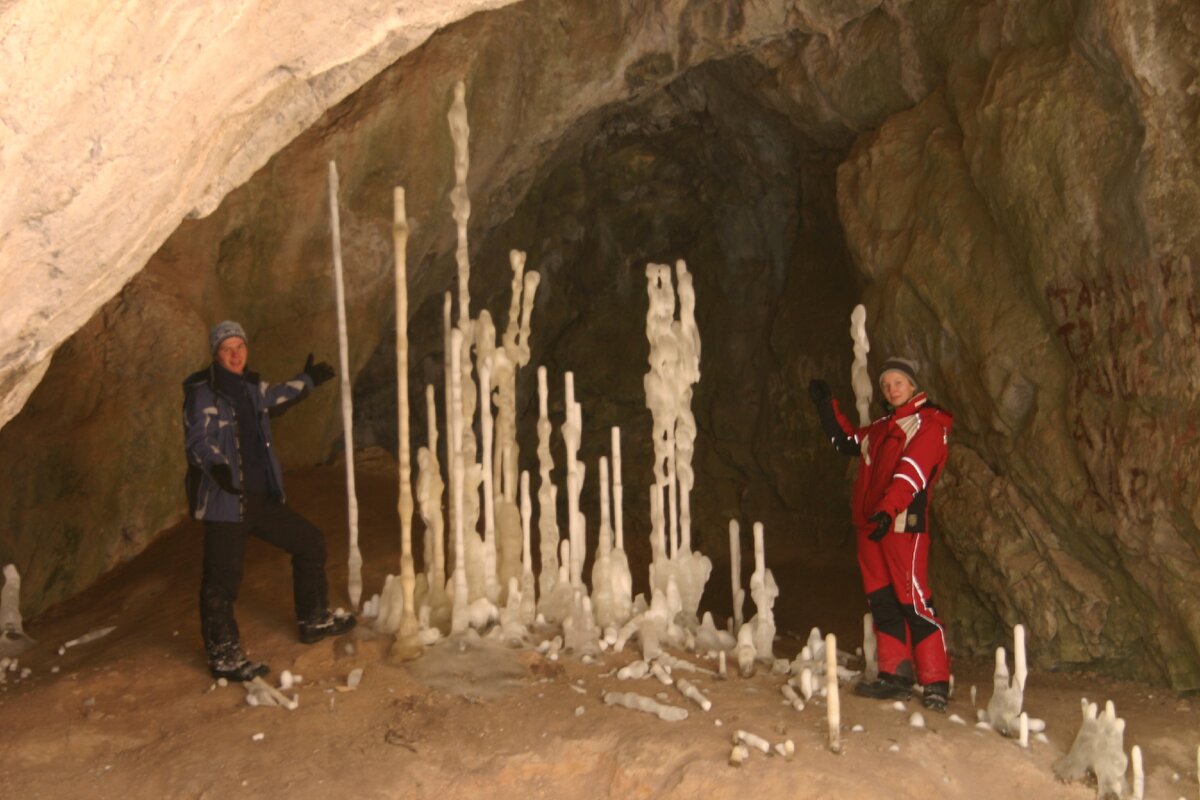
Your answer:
[209,320,247,355]
[878,357,919,388]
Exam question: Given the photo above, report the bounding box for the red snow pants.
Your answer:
[857,524,950,686]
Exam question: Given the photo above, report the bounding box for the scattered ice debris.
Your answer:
[279,671,295,691]
[729,744,749,767]
[851,724,865,733]
[735,730,771,754]
[346,668,363,691]
[909,712,926,729]
[948,714,966,725]
[574,706,585,717]
[62,626,116,652]
[1131,745,1143,800]
[217,678,229,688]
[245,676,298,710]
[675,678,711,711]
[889,744,900,752]
[251,733,265,742]
[569,684,587,695]
[650,662,673,685]
[617,660,650,680]
[1052,699,1129,798]
[780,683,804,712]
[773,740,795,760]
[603,691,687,721]
[890,701,907,712]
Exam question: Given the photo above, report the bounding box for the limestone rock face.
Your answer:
[1,0,1198,688]
[837,1,1200,687]
[0,0,517,433]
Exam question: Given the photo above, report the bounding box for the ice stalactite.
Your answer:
[0,565,33,658]
[326,161,363,612]
[1053,699,1130,798]
[535,367,561,613]
[850,304,872,426]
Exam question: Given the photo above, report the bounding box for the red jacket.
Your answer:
[832,393,953,532]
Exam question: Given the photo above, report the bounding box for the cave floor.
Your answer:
[1,466,1196,799]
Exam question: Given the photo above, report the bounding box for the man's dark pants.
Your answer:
[200,493,329,658]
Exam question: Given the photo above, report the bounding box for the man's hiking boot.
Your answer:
[853,672,913,701]
[922,681,950,713]
[299,610,357,644]
[208,642,270,681]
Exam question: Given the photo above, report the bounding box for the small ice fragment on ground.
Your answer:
[346,668,363,690]
[909,712,925,729]
[976,721,993,730]
[774,740,795,759]
[735,730,771,753]
[20,667,31,679]
[949,714,966,725]
[851,724,865,732]
[280,671,294,690]
[889,744,900,752]
[63,626,116,650]
[1035,732,1049,744]
[569,684,587,695]
[729,744,749,766]
[50,666,60,674]
[715,719,723,727]
[891,701,906,712]
[574,706,585,717]
[252,733,264,742]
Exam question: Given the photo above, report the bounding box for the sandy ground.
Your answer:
[1,466,1197,800]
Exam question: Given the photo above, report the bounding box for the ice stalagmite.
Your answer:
[391,186,421,659]
[986,626,1033,735]
[0,565,33,657]
[1053,699,1129,798]
[535,368,560,602]
[418,385,449,632]
[862,612,878,682]
[518,471,537,625]
[608,427,633,625]
[645,263,677,564]
[591,456,616,629]
[326,162,363,611]
[673,260,700,555]
[442,293,456,570]
[740,522,778,662]
[477,350,499,604]
[449,328,469,635]
[826,632,842,754]
[850,304,872,426]
[563,372,586,589]
[493,251,539,604]
[729,520,743,631]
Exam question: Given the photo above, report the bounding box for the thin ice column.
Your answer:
[392,186,420,651]
[326,161,362,611]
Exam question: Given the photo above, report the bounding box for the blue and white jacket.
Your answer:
[182,364,314,522]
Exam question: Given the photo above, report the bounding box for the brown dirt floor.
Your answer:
[1,466,1197,799]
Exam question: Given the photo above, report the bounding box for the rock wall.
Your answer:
[1,0,1198,687]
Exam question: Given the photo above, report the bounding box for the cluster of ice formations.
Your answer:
[1053,699,1130,798]
[0,565,34,658]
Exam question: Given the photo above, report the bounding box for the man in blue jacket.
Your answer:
[183,320,355,681]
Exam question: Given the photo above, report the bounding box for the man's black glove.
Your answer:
[807,379,832,405]
[211,464,242,495]
[304,353,335,387]
[868,511,891,542]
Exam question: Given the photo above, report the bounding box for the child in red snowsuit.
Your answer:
[809,357,954,712]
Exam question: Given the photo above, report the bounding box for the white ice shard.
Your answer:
[826,632,842,754]
[535,367,560,607]
[781,683,805,712]
[735,730,771,754]
[608,427,633,626]
[591,456,616,628]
